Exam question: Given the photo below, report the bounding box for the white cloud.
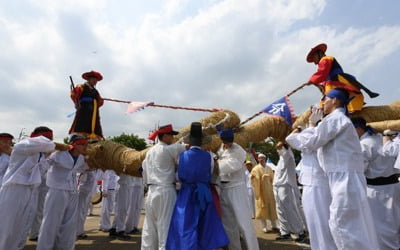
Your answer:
[0,0,399,142]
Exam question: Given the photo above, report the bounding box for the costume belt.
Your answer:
[366,174,399,186]
[79,97,94,102]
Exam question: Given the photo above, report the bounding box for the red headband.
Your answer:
[0,136,13,141]
[30,131,53,140]
[148,125,175,141]
[72,139,88,146]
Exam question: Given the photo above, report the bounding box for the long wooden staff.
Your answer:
[102,98,221,112]
[237,83,309,127]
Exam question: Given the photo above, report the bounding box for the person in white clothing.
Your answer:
[109,173,135,240]
[76,168,98,239]
[0,133,13,187]
[141,124,186,250]
[290,88,379,250]
[99,169,118,231]
[125,176,144,234]
[216,127,259,250]
[37,134,88,250]
[28,155,51,241]
[244,160,256,219]
[286,128,337,250]
[352,117,400,250]
[272,141,306,242]
[0,126,56,250]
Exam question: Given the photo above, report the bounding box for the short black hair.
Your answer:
[32,126,52,134]
[0,133,14,139]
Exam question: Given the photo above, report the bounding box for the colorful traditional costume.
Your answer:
[69,70,104,139]
[166,146,229,249]
[307,43,378,112]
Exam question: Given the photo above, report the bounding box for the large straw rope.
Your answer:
[85,100,400,176]
[368,119,400,132]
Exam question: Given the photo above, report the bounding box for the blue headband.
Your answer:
[218,128,234,139]
[326,89,347,102]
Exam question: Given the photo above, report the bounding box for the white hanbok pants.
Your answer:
[29,185,49,239]
[37,188,78,250]
[302,184,337,250]
[0,184,38,250]
[99,189,116,230]
[141,185,176,250]
[112,184,133,232]
[220,183,259,250]
[366,182,400,250]
[327,172,379,250]
[247,187,255,218]
[273,184,305,235]
[126,184,144,232]
[76,189,92,236]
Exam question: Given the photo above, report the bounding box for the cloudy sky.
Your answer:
[1,0,399,142]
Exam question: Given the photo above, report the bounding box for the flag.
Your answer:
[261,96,295,126]
[125,101,154,114]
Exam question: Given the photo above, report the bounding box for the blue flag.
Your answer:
[261,96,295,126]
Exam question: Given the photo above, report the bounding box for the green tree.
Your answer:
[108,133,147,150]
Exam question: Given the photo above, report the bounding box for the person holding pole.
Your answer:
[305,43,378,112]
[69,70,104,139]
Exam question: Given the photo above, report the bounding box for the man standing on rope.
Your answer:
[141,124,186,250]
[69,70,104,139]
[306,43,379,112]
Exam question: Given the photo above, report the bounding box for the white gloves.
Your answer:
[308,107,323,126]
[383,129,398,136]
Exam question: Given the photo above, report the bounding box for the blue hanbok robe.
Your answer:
[166,147,229,250]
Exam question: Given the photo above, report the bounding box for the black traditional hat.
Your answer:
[183,122,211,146]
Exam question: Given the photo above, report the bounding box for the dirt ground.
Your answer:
[23,204,310,250]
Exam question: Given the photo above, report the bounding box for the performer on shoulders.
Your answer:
[306,43,378,112]
[69,70,104,139]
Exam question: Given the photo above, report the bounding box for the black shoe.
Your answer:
[116,231,131,240]
[275,234,292,241]
[77,233,88,239]
[295,233,307,243]
[29,237,38,242]
[109,228,117,237]
[127,227,140,234]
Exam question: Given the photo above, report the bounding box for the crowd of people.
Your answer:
[0,43,399,250]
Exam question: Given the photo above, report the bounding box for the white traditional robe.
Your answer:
[292,108,379,250]
[141,142,185,250]
[217,143,259,250]
[0,136,55,250]
[286,131,337,250]
[365,133,400,250]
[272,147,306,236]
[37,150,87,250]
